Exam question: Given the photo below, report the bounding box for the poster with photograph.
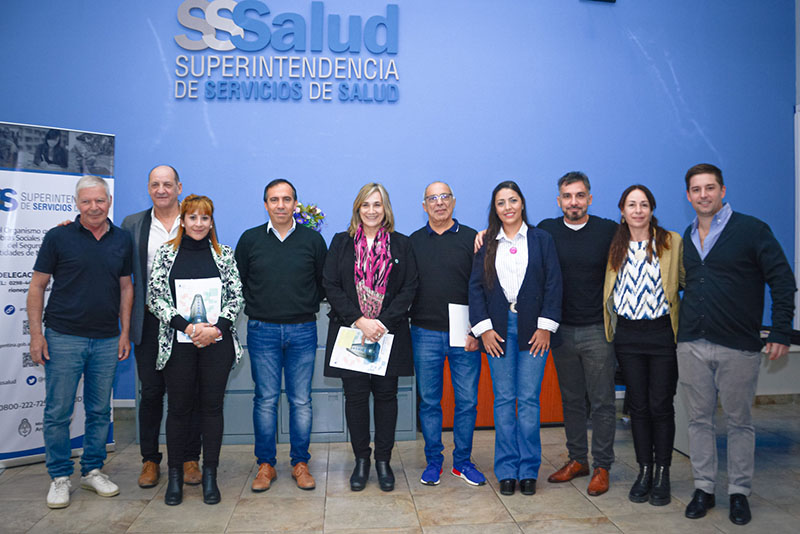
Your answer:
[0,121,115,467]
[329,327,394,376]
[0,122,114,176]
[174,277,222,343]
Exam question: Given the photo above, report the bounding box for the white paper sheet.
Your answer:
[448,303,471,347]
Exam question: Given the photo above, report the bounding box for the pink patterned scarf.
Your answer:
[354,224,393,319]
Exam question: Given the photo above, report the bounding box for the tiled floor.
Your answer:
[1,402,799,533]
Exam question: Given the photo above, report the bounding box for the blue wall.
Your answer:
[2,0,795,399]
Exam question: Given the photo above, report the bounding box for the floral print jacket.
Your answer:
[146,242,244,370]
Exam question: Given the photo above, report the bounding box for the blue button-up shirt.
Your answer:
[690,203,733,260]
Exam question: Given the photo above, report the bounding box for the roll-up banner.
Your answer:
[0,122,116,467]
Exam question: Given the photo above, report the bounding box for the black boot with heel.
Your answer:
[202,466,221,505]
[649,465,670,506]
[164,467,183,506]
[628,464,652,503]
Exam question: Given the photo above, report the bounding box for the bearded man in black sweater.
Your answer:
[538,172,618,497]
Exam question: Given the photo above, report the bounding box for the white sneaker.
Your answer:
[80,469,120,497]
[47,476,71,509]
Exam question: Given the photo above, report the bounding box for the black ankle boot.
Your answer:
[628,464,652,503]
[649,465,670,506]
[350,458,370,491]
[202,466,221,505]
[375,460,395,492]
[164,467,183,506]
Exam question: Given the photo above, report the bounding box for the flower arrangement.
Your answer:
[293,202,325,232]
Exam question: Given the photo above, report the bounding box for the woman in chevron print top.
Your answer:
[602,184,683,508]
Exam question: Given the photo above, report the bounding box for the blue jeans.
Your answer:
[248,320,316,467]
[411,326,481,467]
[43,329,118,478]
[486,311,548,481]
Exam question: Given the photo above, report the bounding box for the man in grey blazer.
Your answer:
[121,165,202,488]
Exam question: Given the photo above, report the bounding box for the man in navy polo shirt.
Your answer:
[28,175,134,510]
[409,181,485,487]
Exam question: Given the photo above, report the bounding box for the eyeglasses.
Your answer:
[424,193,453,204]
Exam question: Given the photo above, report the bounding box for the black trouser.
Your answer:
[341,375,398,462]
[614,315,678,466]
[135,311,202,465]
[162,333,234,469]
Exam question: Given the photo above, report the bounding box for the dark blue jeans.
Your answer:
[43,329,118,478]
[485,311,547,481]
[248,320,316,467]
[411,326,480,467]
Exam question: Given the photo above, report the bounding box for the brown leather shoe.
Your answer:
[183,461,202,486]
[548,460,590,483]
[251,463,277,492]
[292,462,316,490]
[587,467,610,496]
[138,461,160,488]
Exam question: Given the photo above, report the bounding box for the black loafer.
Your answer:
[499,479,516,495]
[349,458,370,491]
[520,478,536,495]
[729,493,751,525]
[685,489,715,519]
[375,460,395,492]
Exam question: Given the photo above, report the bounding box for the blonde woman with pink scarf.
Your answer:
[323,183,418,493]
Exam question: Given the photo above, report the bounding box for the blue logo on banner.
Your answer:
[26,376,37,386]
[0,188,18,212]
[4,305,14,315]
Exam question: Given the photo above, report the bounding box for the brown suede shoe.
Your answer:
[183,461,202,486]
[251,463,277,492]
[292,462,316,490]
[548,460,590,483]
[138,461,160,488]
[587,467,610,496]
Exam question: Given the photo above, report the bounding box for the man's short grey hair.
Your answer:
[424,181,454,199]
[557,171,591,192]
[75,175,110,199]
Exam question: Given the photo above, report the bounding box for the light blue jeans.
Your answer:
[43,329,118,478]
[486,311,548,481]
[248,320,316,467]
[411,325,481,467]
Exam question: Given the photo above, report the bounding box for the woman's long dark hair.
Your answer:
[483,181,530,288]
[608,184,671,272]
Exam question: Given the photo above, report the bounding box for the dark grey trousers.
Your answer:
[551,323,617,469]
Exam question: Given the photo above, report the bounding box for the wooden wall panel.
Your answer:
[440,351,564,428]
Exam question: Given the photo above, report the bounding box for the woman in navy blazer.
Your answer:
[323,183,418,493]
[469,181,562,497]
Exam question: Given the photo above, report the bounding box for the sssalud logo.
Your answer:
[0,188,18,212]
[172,0,401,103]
[175,0,398,54]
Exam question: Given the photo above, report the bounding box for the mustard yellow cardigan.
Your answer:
[603,231,684,343]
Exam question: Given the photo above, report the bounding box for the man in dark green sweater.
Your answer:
[678,164,796,526]
[235,179,327,493]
